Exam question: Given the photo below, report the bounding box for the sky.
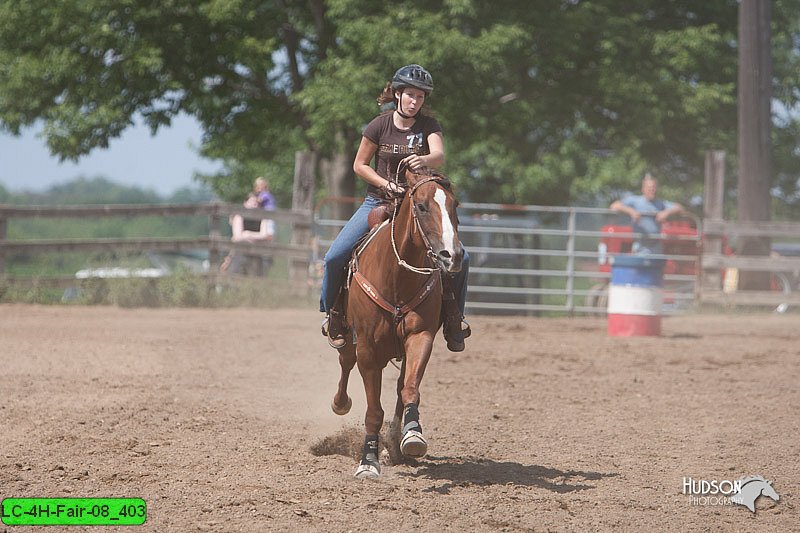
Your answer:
[0,114,223,196]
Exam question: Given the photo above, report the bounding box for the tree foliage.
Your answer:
[1,0,798,211]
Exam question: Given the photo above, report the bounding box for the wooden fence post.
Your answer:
[208,203,222,274]
[290,151,317,285]
[700,150,726,296]
[0,212,7,274]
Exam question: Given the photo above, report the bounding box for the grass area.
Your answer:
[1,202,314,308]
[0,268,318,309]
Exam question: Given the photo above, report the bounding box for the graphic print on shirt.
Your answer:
[407,132,424,149]
[378,132,424,157]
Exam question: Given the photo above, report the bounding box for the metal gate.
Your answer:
[313,198,701,315]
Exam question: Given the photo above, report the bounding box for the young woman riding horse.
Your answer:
[331,165,464,478]
[319,64,471,352]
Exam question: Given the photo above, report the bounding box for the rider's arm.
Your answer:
[353,137,392,189]
[402,131,444,171]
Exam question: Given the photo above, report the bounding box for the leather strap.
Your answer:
[353,270,440,319]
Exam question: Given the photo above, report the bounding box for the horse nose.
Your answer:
[438,248,463,273]
[437,250,453,271]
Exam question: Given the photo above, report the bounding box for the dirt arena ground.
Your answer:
[1,304,797,532]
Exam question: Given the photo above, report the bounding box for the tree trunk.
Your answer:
[736,0,772,290]
[702,151,726,292]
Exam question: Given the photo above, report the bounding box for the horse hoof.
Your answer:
[354,463,380,479]
[331,396,352,416]
[400,430,427,458]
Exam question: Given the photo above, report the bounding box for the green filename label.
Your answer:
[1,498,146,526]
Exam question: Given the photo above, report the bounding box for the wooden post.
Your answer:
[292,151,317,213]
[701,151,726,295]
[290,151,317,284]
[0,212,7,274]
[208,203,222,274]
[321,152,354,221]
[737,0,773,289]
[565,208,576,315]
[703,151,726,221]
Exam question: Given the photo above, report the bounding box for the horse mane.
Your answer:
[738,475,768,486]
[403,166,454,192]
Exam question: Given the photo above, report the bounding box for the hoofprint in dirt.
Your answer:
[0,304,797,532]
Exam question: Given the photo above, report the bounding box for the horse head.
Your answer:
[731,476,780,512]
[403,168,464,273]
[760,480,780,502]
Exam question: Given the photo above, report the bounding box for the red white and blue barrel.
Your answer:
[607,256,664,337]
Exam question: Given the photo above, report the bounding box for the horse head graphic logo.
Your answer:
[729,475,779,513]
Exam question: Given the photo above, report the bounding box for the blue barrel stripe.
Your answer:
[609,256,664,288]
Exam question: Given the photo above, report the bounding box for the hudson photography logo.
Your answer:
[683,475,780,513]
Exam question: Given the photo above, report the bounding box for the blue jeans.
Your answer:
[319,196,469,316]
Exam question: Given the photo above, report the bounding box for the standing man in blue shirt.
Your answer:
[610,173,685,253]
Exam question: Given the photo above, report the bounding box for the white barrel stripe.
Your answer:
[608,285,662,315]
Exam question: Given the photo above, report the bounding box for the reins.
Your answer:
[390,175,443,275]
[349,165,455,354]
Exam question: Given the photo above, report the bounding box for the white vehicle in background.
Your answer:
[74,266,167,279]
[63,251,209,301]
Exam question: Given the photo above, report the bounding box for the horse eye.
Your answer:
[416,203,428,213]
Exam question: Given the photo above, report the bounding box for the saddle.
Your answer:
[367,202,393,229]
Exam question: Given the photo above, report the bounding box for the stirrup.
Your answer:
[444,316,470,352]
[322,310,347,349]
[459,318,472,339]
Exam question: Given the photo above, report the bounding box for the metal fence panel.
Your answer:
[312,199,702,316]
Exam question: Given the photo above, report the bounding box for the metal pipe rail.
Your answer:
[313,200,702,315]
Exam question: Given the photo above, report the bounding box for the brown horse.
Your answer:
[330,168,464,479]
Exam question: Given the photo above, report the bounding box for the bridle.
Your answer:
[347,165,457,353]
[388,165,455,275]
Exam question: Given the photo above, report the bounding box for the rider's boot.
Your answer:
[442,292,471,352]
[321,307,348,350]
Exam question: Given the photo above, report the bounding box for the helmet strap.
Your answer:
[396,107,414,119]
[395,89,420,119]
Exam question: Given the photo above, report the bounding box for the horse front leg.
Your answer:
[331,336,356,415]
[398,332,434,458]
[354,358,384,479]
[385,358,407,465]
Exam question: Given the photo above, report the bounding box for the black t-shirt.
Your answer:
[361,112,443,198]
[243,219,261,232]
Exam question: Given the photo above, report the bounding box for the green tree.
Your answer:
[1,1,798,210]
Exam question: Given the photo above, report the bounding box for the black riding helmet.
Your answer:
[390,64,434,94]
[390,64,433,118]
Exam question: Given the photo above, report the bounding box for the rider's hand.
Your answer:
[655,211,670,223]
[629,209,641,223]
[401,154,424,171]
[382,181,406,199]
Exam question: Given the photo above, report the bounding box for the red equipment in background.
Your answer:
[590,220,701,311]
[597,220,701,276]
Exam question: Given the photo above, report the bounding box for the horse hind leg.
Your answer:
[331,336,356,416]
[385,417,404,465]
